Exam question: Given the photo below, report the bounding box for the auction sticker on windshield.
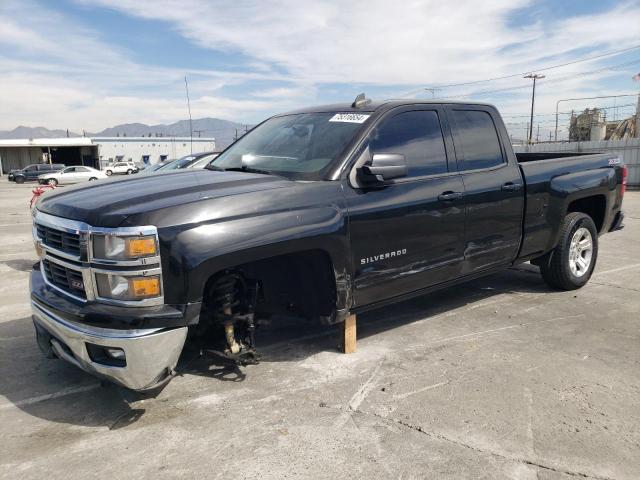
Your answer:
[329,113,371,123]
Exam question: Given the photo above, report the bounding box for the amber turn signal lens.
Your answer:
[130,277,160,297]
[126,237,157,257]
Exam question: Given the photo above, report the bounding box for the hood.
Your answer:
[36,169,291,227]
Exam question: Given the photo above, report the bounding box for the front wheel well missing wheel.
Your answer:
[201,250,337,323]
[194,250,337,362]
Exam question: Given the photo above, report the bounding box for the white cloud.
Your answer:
[1,0,639,133]
[80,0,640,84]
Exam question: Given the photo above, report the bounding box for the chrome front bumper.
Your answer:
[32,301,188,391]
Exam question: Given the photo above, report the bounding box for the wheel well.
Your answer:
[202,250,337,322]
[567,195,606,232]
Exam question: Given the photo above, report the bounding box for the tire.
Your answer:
[89,177,98,181]
[47,178,58,186]
[126,169,133,175]
[106,170,113,176]
[539,212,598,290]
[14,176,25,184]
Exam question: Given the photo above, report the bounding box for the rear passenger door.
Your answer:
[345,106,466,307]
[72,166,93,182]
[446,106,524,274]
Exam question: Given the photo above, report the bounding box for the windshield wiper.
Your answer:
[224,166,273,175]
[204,164,225,171]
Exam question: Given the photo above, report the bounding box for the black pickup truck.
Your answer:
[9,163,65,183]
[30,98,627,390]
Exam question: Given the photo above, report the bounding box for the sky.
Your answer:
[1,0,639,140]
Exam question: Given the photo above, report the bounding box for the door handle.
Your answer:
[501,182,522,192]
[438,191,464,202]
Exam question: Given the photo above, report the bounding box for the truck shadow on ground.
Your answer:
[0,265,550,429]
[178,264,548,380]
[1,258,37,272]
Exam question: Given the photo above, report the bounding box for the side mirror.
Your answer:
[360,153,407,183]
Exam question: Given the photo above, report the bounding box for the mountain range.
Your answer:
[0,118,249,148]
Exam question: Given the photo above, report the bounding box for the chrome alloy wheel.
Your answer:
[569,227,593,277]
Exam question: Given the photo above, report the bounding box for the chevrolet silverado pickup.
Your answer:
[30,97,627,391]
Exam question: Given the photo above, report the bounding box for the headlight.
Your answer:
[92,234,157,260]
[95,273,161,300]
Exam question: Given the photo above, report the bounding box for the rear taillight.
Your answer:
[621,165,628,197]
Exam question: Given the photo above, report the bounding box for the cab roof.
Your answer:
[278,99,498,116]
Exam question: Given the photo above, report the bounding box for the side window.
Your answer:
[369,110,447,177]
[63,167,75,173]
[76,167,89,172]
[451,110,504,170]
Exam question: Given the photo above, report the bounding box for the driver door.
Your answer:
[59,167,76,184]
[344,106,466,307]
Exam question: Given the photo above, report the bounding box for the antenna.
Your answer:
[184,75,193,154]
[352,93,372,109]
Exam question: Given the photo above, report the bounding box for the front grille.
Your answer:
[42,259,86,299]
[36,224,81,256]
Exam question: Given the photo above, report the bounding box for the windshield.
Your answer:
[210,112,370,180]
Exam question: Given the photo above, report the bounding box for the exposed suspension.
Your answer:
[202,272,261,365]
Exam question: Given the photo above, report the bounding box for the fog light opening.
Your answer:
[86,343,127,367]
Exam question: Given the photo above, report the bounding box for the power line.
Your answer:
[400,44,640,96]
[502,103,638,118]
[444,58,640,99]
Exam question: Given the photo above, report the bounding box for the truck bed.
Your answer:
[516,151,623,261]
[516,151,601,163]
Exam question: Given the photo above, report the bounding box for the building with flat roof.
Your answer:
[0,137,216,173]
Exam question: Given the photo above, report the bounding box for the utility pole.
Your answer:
[536,123,540,142]
[524,73,545,144]
[184,75,193,154]
[635,92,640,138]
[194,129,204,138]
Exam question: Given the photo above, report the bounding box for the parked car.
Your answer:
[8,163,65,183]
[30,98,626,391]
[189,152,220,169]
[137,163,168,175]
[105,161,138,176]
[156,152,219,171]
[38,166,107,186]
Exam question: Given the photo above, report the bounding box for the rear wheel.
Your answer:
[106,170,113,176]
[539,212,598,290]
[47,178,58,186]
[14,176,25,184]
[126,169,133,175]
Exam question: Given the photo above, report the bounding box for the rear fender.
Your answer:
[546,168,615,249]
